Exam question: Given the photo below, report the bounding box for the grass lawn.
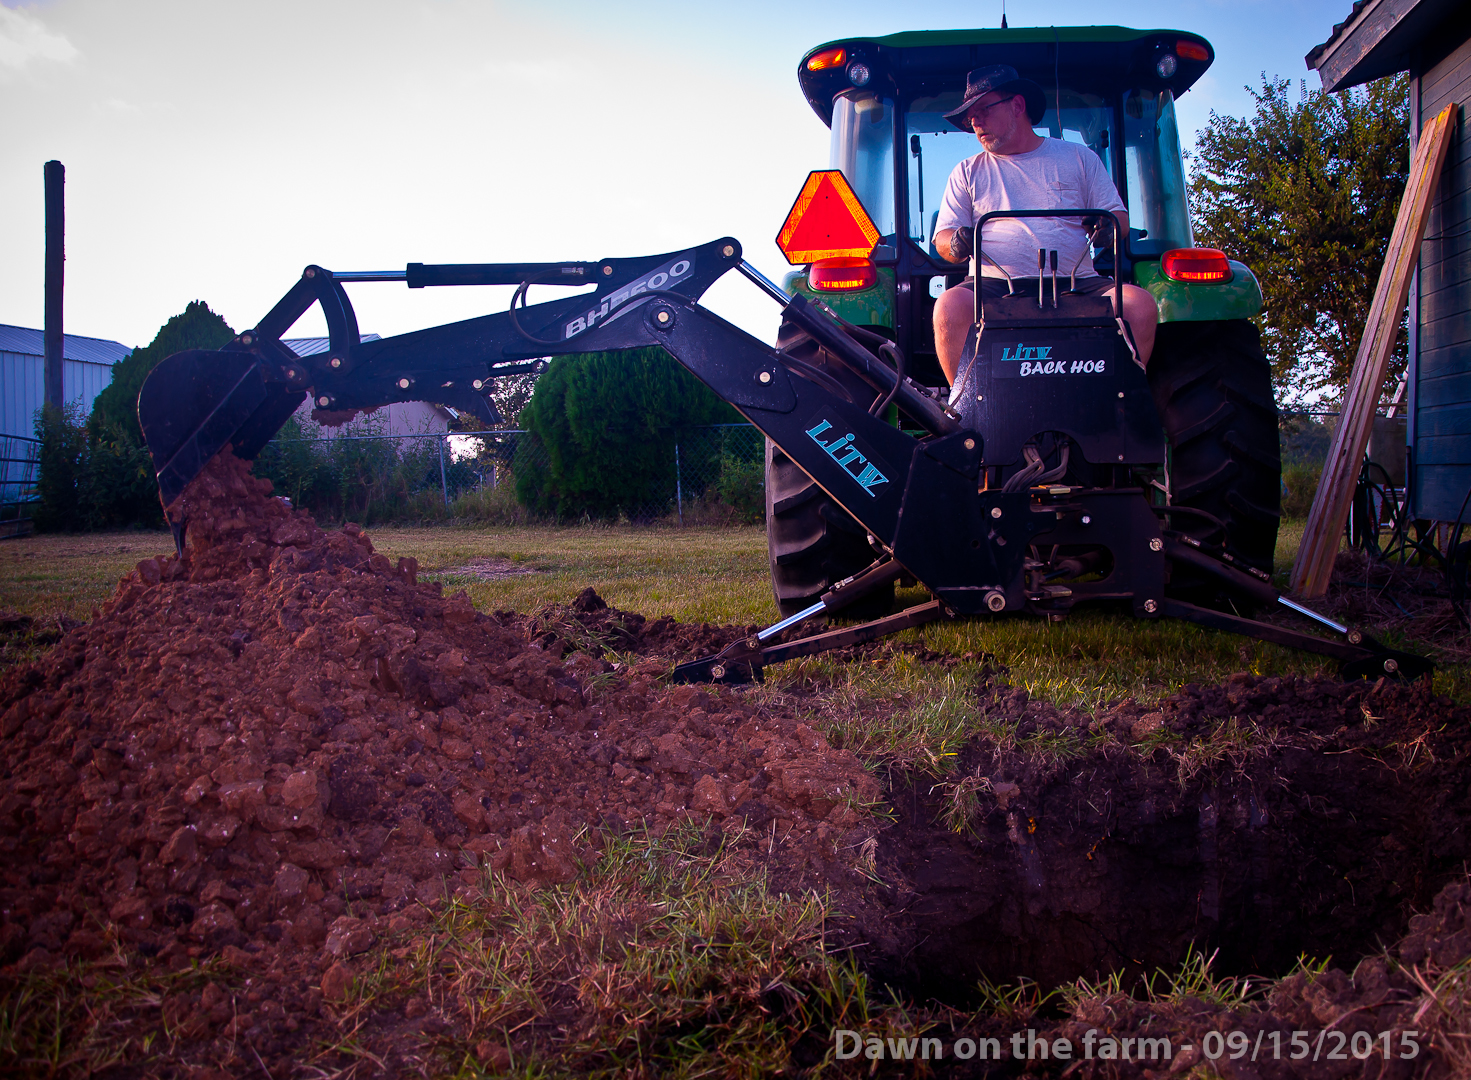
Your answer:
[369,522,776,628]
[0,531,174,624]
[3,516,1461,704]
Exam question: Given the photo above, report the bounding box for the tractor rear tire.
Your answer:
[764,319,893,619]
[1149,319,1281,596]
[766,439,893,618]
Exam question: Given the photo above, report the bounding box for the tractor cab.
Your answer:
[785,27,1244,389]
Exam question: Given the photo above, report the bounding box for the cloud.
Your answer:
[0,6,79,71]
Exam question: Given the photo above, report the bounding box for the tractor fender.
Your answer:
[1134,259,1263,323]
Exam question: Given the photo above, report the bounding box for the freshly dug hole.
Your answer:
[868,674,1471,1005]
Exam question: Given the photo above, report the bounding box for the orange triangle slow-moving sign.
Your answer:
[776,170,881,265]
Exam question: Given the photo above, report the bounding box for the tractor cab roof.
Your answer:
[798,25,1214,127]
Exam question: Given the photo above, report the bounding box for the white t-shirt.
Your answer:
[933,139,1124,280]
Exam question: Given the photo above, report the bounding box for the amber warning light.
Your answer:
[806,47,846,71]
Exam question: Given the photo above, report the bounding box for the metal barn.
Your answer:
[0,323,132,440]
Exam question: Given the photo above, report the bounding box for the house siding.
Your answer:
[1412,20,1471,519]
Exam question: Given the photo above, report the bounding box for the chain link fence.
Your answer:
[255,424,765,525]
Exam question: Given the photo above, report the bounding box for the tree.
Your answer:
[34,301,235,531]
[90,300,235,446]
[1189,74,1409,407]
[485,370,539,429]
[516,347,739,520]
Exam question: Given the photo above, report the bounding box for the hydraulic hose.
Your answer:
[782,296,959,438]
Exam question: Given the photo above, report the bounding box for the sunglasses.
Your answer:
[968,94,1019,124]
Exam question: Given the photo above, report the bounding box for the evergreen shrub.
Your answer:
[33,301,235,532]
[516,347,741,520]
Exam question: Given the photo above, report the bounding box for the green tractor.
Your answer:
[767,26,1280,616]
[141,23,1421,682]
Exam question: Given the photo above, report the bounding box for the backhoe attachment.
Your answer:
[135,236,1431,685]
[138,239,747,512]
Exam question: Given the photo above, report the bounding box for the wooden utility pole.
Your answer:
[1290,103,1456,598]
[43,160,65,411]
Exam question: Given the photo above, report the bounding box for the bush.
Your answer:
[77,420,163,529]
[709,452,765,524]
[254,416,459,525]
[31,404,165,533]
[448,475,534,525]
[1280,462,1323,519]
[32,404,88,532]
[516,347,740,521]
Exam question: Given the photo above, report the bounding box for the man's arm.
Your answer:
[1105,210,1129,249]
[932,157,977,264]
[1077,147,1129,250]
[933,227,973,264]
[942,212,1127,267]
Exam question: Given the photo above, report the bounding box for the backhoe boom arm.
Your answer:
[135,235,1430,684]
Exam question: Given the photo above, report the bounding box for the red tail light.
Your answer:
[1161,247,1232,283]
[809,257,877,291]
[1176,40,1210,61]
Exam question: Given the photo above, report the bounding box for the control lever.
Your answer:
[1050,250,1058,307]
[1037,249,1045,309]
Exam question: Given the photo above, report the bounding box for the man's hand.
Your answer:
[1080,213,1130,250]
[936,226,974,263]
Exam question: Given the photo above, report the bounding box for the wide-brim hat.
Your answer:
[943,64,1047,130]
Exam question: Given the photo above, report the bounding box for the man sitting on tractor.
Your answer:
[931,64,1158,389]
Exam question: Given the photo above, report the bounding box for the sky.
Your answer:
[1,0,1358,353]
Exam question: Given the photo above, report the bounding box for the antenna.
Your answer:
[1001,1,1007,29]
[1054,25,1062,137]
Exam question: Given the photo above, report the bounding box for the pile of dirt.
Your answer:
[0,451,879,1057]
[513,585,758,663]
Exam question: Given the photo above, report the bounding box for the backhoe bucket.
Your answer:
[138,348,305,510]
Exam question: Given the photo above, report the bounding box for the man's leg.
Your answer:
[933,283,975,386]
[1116,284,1157,365]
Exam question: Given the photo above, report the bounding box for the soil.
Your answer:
[0,450,880,1073]
[2,448,1470,1077]
[932,879,1471,1080]
[872,668,1471,1000]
